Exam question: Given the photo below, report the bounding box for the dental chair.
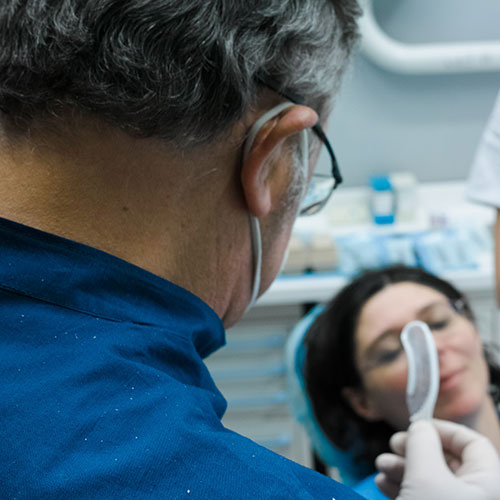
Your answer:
[285,304,373,486]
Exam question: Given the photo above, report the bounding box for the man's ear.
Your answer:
[342,386,382,422]
[241,104,318,218]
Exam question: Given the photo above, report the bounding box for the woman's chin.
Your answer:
[434,398,482,426]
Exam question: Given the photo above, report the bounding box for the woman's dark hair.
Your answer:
[304,264,500,467]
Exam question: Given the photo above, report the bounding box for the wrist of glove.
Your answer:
[374,419,500,500]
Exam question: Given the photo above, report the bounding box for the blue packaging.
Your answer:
[370,175,395,225]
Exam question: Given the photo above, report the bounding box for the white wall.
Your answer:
[322,0,500,187]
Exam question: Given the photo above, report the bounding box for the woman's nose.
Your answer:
[434,333,453,361]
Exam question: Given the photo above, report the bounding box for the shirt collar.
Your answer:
[0,216,225,358]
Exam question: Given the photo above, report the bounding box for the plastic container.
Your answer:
[369,175,395,225]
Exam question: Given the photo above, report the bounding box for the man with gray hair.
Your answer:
[1,1,499,499]
[0,1,366,497]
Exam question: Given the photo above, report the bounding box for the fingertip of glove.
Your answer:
[375,453,398,471]
[374,471,386,486]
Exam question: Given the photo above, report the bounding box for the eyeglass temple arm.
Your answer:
[311,124,342,187]
[255,74,342,187]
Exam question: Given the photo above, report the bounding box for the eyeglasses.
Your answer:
[255,75,342,216]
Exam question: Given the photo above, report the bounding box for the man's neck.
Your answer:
[0,115,252,324]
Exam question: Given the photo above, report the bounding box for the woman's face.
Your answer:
[345,282,490,430]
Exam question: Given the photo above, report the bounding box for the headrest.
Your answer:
[285,304,372,485]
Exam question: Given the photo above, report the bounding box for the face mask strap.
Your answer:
[246,216,262,311]
[297,126,309,214]
[243,102,295,160]
[243,102,294,311]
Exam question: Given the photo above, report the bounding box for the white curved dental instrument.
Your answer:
[401,320,440,422]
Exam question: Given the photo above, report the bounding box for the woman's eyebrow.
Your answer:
[416,300,448,317]
[363,300,449,359]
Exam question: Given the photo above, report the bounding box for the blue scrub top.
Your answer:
[0,217,364,499]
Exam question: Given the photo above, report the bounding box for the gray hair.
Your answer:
[0,1,361,147]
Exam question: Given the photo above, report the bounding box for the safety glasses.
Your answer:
[255,75,342,216]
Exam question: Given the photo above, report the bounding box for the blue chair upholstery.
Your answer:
[285,305,372,485]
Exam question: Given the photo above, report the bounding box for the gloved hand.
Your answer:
[374,419,500,500]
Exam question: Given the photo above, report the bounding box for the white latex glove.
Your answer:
[374,419,500,500]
